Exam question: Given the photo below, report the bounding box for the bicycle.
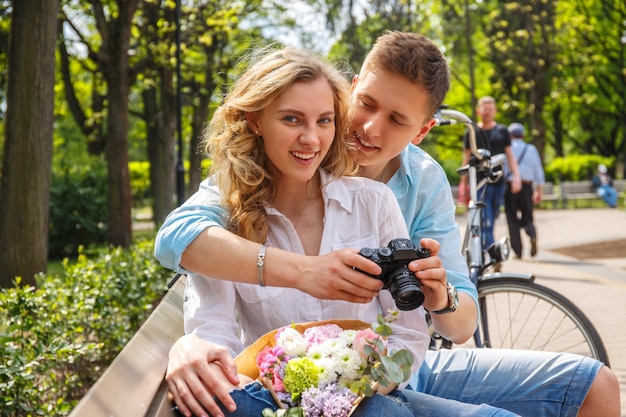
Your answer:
[428,107,611,366]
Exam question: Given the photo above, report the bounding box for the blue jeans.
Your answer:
[184,349,601,417]
[597,185,618,207]
[210,383,517,417]
[481,182,507,248]
[410,349,602,417]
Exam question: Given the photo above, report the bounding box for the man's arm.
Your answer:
[504,145,522,193]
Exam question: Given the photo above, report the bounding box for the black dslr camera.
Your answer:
[358,238,430,311]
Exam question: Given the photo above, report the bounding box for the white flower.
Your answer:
[276,327,308,356]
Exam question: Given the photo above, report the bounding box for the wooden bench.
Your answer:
[561,180,625,208]
[69,275,186,417]
[538,181,561,208]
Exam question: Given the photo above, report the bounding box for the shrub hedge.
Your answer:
[0,240,170,416]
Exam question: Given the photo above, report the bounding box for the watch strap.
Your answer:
[432,282,458,314]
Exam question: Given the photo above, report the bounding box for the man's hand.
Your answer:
[406,238,448,312]
[166,334,245,417]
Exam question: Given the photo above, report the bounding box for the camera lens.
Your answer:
[387,268,424,311]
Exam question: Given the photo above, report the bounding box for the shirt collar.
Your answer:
[321,169,353,213]
[265,169,354,216]
[387,145,414,200]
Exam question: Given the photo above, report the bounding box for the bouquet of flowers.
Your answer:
[234,312,413,417]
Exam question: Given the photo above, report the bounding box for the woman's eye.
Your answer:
[283,115,298,123]
[319,117,334,124]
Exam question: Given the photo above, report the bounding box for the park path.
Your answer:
[458,207,626,414]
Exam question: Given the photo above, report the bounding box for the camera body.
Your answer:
[358,238,430,311]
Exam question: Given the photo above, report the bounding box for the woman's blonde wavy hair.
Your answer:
[201,46,357,243]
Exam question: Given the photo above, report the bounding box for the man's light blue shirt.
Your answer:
[387,145,475,302]
[507,139,545,185]
[154,143,476,303]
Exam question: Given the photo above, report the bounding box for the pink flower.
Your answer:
[256,345,289,392]
[352,328,383,359]
[303,324,343,346]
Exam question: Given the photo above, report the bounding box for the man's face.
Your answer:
[477,101,496,123]
[349,68,435,173]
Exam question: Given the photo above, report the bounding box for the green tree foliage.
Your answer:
[483,0,557,160]
[548,0,625,166]
[48,160,109,259]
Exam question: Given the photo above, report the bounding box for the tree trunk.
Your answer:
[100,0,140,248]
[0,0,58,287]
[145,70,176,225]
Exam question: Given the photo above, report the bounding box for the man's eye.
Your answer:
[359,99,374,109]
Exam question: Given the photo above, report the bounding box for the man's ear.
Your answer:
[411,118,437,146]
[350,74,359,93]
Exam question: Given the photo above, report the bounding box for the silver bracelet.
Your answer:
[257,245,268,287]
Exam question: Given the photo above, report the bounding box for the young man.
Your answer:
[156,32,620,417]
[460,96,522,250]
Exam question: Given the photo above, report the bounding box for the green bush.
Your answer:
[0,240,170,416]
[129,161,151,206]
[544,154,615,182]
[49,160,109,259]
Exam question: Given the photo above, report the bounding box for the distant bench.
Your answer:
[451,180,624,209]
[69,275,186,417]
[451,182,562,209]
[561,179,626,208]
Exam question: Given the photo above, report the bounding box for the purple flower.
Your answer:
[300,384,357,417]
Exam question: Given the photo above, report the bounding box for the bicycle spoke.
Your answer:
[468,278,610,366]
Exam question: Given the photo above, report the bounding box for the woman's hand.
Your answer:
[294,249,384,303]
[166,334,242,417]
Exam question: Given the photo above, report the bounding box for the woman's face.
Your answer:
[249,77,336,185]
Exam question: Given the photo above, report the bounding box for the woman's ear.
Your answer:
[245,112,260,135]
[411,118,437,146]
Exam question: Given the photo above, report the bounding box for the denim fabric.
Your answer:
[597,185,618,207]
[410,349,602,417]
[199,382,517,417]
[175,348,601,417]
[480,183,507,248]
[201,382,418,417]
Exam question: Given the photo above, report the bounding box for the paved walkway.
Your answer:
[459,207,626,414]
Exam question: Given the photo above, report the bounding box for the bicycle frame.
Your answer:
[436,108,534,347]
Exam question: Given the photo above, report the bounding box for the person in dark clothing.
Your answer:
[460,96,521,251]
[503,123,544,258]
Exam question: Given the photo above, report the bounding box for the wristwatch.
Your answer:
[432,282,459,314]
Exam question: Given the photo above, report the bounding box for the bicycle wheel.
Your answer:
[472,277,610,366]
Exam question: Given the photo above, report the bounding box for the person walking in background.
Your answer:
[504,123,544,258]
[592,164,618,208]
[460,96,522,251]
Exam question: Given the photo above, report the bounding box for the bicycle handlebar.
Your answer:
[434,108,481,161]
